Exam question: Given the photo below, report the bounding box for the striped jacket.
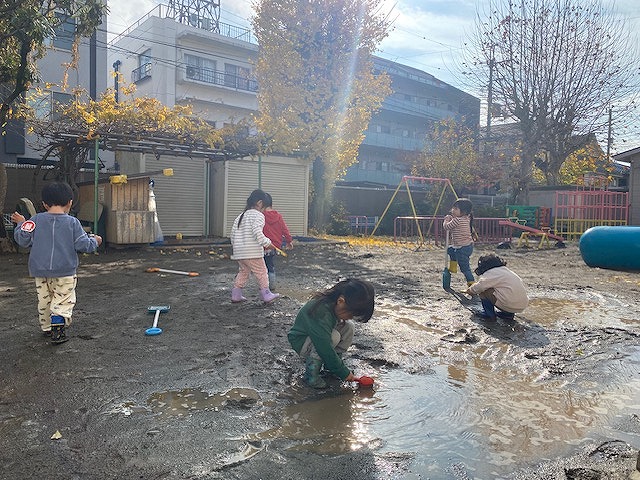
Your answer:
[230,209,272,260]
[443,214,473,248]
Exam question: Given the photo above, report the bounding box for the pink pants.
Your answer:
[234,258,269,289]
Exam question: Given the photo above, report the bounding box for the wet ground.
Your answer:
[1,238,640,479]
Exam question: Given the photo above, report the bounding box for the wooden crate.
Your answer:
[106,211,155,245]
[79,176,153,245]
[102,177,149,211]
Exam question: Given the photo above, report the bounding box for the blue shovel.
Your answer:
[146,305,170,335]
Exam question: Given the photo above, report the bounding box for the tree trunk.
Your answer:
[310,157,327,231]
[0,163,7,238]
[0,163,15,253]
[514,151,532,204]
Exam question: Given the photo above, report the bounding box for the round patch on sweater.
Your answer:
[20,220,36,232]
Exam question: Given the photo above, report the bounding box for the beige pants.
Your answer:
[35,276,77,331]
[300,320,355,360]
[478,287,498,305]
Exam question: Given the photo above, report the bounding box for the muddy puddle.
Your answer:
[245,294,640,477]
[245,345,640,478]
[103,291,640,477]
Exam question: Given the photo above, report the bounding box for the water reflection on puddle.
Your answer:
[527,297,614,326]
[252,347,640,478]
[249,388,379,454]
[247,294,640,477]
[102,291,639,477]
[379,292,638,330]
[368,364,640,478]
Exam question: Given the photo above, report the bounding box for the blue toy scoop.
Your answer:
[146,306,170,335]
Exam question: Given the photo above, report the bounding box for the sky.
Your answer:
[105,0,640,153]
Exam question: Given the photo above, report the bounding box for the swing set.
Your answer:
[369,176,458,248]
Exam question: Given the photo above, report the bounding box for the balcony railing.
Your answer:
[132,63,152,83]
[184,66,258,92]
[109,4,257,46]
[362,131,424,151]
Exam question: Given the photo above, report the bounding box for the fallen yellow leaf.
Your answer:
[51,430,62,440]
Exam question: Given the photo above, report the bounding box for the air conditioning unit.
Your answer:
[186,66,197,78]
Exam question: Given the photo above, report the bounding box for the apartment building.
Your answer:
[108,6,309,238]
[343,57,480,187]
[109,4,483,235]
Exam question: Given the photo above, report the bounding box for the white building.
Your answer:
[108,5,310,238]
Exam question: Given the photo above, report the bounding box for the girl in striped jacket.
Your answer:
[230,189,279,303]
[443,198,476,286]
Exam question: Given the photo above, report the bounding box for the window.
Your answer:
[52,12,76,50]
[139,49,152,68]
[375,125,390,134]
[27,90,72,121]
[28,94,51,120]
[52,92,73,121]
[224,63,251,89]
[132,49,152,83]
[185,54,217,83]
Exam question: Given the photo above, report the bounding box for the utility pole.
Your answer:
[486,45,495,145]
[113,60,121,102]
[606,107,612,159]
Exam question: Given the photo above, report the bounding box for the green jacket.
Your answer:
[288,299,350,380]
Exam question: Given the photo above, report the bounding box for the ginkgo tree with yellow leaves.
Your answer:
[252,0,392,230]
[531,139,614,186]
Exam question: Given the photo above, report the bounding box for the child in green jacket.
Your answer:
[288,279,375,388]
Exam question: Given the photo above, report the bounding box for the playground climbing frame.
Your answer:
[554,190,629,240]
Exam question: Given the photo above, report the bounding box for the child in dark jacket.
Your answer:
[12,182,102,344]
[262,193,293,291]
[288,279,375,388]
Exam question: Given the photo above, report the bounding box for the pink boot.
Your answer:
[231,287,247,303]
[260,288,279,304]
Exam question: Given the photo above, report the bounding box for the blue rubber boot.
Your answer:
[50,315,68,344]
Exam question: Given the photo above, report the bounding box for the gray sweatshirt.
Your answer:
[13,212,99,278]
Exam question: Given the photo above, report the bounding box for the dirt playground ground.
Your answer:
[1,238,640,479]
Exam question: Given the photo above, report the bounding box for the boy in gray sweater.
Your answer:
[12,182,102,344]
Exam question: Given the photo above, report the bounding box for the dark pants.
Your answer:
[264,251,276,274]
[479,288,514,320]
[447,244,474,283]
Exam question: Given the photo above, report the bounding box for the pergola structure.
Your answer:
[34,128,263,233]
